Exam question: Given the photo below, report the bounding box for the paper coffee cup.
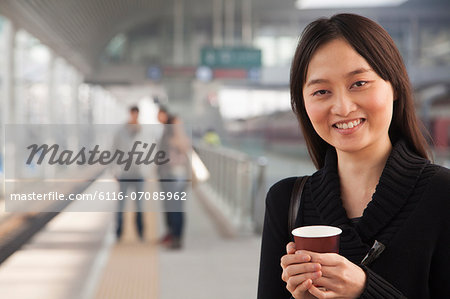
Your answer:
[292,225,342,253]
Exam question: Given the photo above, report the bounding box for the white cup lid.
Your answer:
[292,225,342,238]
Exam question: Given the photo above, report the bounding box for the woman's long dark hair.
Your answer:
[290,13,431,169]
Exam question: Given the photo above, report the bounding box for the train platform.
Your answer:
[0,147,319,299]
[0,181,262,299]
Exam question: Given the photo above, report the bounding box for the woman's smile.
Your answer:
[332,118,366,135]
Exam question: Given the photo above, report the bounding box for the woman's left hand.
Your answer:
[297,250,366,299]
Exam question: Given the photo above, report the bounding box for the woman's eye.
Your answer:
[312,90,328,96]
[352,81,367,88]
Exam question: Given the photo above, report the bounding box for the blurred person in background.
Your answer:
[157,106,190,249]
[114,105,145,241]
[258,14,450,299]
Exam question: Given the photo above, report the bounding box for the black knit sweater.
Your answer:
[257,141,450,299]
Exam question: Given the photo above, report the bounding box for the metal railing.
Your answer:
[194,143,266,234]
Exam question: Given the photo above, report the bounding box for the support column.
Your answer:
[1,19,17,186]
[406,17,419,68]
[47,51,56,124]
[173,0,184,65]
[242,0,252,46]
[213,0,223,47]
[70,69,82,153]
[225,0,235,46]
[4,20,16,124]
[72,70,82,124]
[159,15,167,65]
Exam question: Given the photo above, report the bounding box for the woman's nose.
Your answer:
[330,93,357,116]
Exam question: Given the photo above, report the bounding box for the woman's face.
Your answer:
[303,38,394,156]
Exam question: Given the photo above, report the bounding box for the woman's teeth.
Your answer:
[335,119,362,129]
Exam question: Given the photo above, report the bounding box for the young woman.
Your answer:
[157,106,190,249]
[257,14,450,299]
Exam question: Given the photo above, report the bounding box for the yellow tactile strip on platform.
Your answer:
[95,212,159,299]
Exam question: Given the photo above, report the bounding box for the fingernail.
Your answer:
[295,250,302,254]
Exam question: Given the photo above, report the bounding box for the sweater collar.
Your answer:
[308,140,428,259]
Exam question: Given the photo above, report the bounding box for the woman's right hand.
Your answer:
[280,242,322,299]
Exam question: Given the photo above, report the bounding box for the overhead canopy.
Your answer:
[0,0,301,74]
[0,0,448,77]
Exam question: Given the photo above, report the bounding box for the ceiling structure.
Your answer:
[0,0,300,74]
[1,0,449,76]
[0,0,448,125]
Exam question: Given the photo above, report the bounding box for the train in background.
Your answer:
[223,103,450,160]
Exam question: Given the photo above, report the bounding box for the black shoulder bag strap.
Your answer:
[288,176,309,239]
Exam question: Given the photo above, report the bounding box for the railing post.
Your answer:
[252,156,267,233]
